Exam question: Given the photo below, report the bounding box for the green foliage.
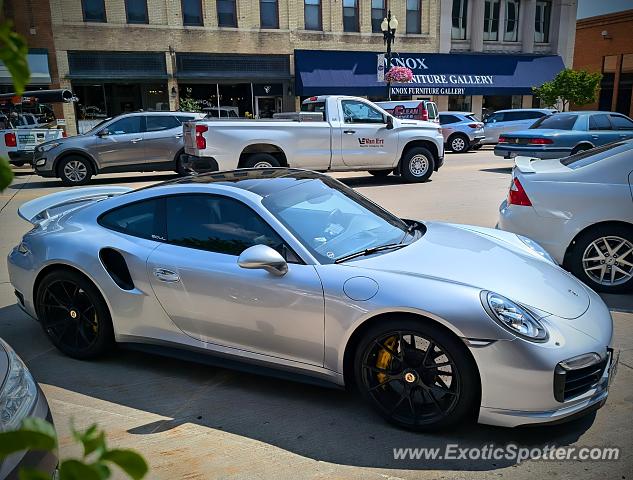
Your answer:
[0,156,13,192]
[0,418,148,480]
[532,69,602,110]
[178,88,202,112]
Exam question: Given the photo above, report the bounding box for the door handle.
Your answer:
[591,135,599,139]
[343,130,356,134]
[131,137,143,143]
[175,133,183,138]
[153,268,180,283]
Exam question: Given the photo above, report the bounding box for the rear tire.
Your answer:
[354,318,478,431]
[243,153,280,169]
[472,144,483,151]
[36,269,114,359]
[566,224,633,293]
[368,169,392,177]
[571,144,592,155]
[448,134,469,153]
[58,156,92,185]
[175,152,189,176]
[400,147,435,183]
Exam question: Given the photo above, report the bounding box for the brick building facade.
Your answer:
[573,9,633,116]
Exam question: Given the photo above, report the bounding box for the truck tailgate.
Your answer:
[17,129,64,151]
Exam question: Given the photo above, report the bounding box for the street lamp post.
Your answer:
[381,10,398,100]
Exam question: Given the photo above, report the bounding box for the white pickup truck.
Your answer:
[183,95,444,182]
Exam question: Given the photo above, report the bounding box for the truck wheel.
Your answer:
[448,134,469,153]
[58,156,93,185]
[400,147,435,183]
[12,161,26,167]
[368,169,392,177]
[243,153,280,169]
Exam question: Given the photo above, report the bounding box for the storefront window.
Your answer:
[260,0,279,29]
[82,0,106,22]
[452,0,468,40]
[182,0,203,26]
[406,0,421,34]
[343,0,359,32]
[534,1,551,43]
[304,0,321,30]
[483,0,500,41]
[125,0,148,24]
[448,95,472,112]
[503,0,519,42]
[617,54,633,115]
[371,0,386,33]
[599,55,617,111]
[217,0,237,26]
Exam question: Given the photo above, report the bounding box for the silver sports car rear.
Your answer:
[8,169,617,431]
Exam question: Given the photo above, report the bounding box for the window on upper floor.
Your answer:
[483,0,500,41]
[406,0,421,34]
[503,0,519,41]
[451,0,468,40]
[535,1,551,43]
[182,0,203,26]
[82,0,106,22]
[125,0,148,24]
[304,0,322,30]
[260,0,279,29]
[343,0,359,32]
[371,0,386,33]
[217,0,237,27]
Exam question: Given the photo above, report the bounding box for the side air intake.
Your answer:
[99,248,134,291]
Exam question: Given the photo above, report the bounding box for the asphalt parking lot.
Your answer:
[1,148,631,479]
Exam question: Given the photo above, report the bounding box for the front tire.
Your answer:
[36,270,114,359]
[243,153,280,169]
[399,147,435,183]
[354,319,478,431]
[567,224,633,293]
[448,134,469,153]
[58,156,92,185]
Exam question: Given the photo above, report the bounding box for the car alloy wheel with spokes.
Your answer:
[449,135,469,153]
[59,156,92,185]
[354,321,478,431]
[582,236,633,287]
[36,270,113,359]
[400,147,435,183]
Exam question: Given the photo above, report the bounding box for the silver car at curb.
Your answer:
[8,169,617,431]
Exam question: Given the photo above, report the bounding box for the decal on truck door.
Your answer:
[358,138,385,147]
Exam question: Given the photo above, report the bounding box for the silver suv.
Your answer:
[33,111,204,185]
[482,108,557,145]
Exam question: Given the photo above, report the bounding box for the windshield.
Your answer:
[262,177,415,264]
[530,114,578,130]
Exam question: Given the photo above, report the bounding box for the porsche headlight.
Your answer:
[0,339,37,432]
[484,292,548,341]
[38,142,61,153]
[518,235,555,264]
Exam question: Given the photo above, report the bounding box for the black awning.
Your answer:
[175,53,291,80]
[67,51,167,80]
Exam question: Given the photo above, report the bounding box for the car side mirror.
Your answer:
[385,115,394,129]
[97,129,110,137]
[238,244,288,276]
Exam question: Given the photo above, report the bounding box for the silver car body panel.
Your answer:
[439,111,485,144]
[482,108,556,145]
[8,170,615,428]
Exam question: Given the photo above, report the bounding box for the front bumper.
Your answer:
[493,144,572,159]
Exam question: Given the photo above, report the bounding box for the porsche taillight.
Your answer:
[195,124,208,150]
[508,177,532,206]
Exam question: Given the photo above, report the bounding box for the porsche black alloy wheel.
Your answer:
[355,321,478,431]
[37,270,113,359]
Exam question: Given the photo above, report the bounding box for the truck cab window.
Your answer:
[341,100,384,124]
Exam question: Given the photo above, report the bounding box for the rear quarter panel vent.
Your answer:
[99,248,134,291]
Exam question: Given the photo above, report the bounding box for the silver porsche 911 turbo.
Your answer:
[8,169,618,431]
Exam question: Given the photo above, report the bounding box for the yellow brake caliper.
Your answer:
[375,336,398,384]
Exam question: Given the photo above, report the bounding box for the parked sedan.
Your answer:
[498,139,633,293]
[494,111,633,159]
[9,169,617,431]
[0,338,57,479]
[439,112,485,153]
[482,108,556,145]
[33,111,205,185]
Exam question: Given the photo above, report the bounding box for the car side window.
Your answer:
[146,115,181,132]
[341,100,385,124]
[486,112,504,123]
[99,199,165,241]
[105,116,143,135]
[528,111,547,119]
[165,194,298,261]
[589,114,612,131]
[609,114,633,130]
[439,114,458,125]
[176,115,196,123]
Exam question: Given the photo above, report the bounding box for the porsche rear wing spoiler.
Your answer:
[18,186,132,224]
[513,156,537,173]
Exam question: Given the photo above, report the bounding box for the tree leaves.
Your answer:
[0,417,57,458]
[101,449,149,480]
[532,69,602,109]
[0,157,14,192]
[0,19,30,95]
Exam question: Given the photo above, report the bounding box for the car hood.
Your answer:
[349,222,590,319]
